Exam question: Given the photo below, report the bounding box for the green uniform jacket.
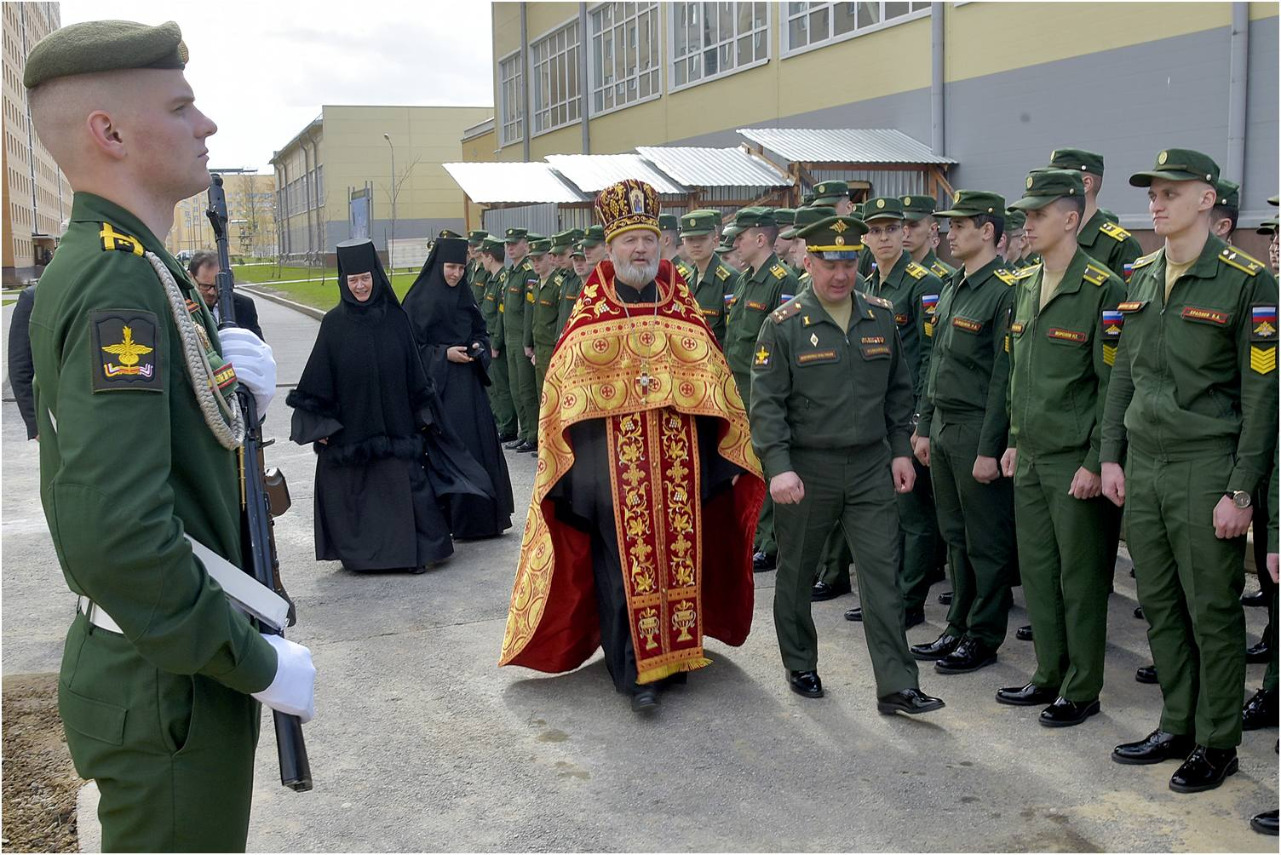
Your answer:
[500,258,537,346]
[858,249,876,280]
[1100,237,1279,495]
[469,263,487,308]
[725,252,800,376]
[514,259,540,350]
[480,268,505,347]
[917,256,1017,458]
[868,250,943,408]
[531,273,561,349]
[1007,249,1126,473]
[687,253,736,345]
[750,290,914,478]
[921,249,956,282]
[1077,209,1142,282]
[555,268,582,338]
[673,257,696,286]
[29,193,276,693]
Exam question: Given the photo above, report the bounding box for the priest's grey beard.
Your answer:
[613,256,659,289]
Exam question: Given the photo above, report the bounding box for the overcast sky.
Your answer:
[61,0,495,172]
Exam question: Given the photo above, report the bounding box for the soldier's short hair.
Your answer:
[967,213,1004,244]
[484,245,506,263]
[1212,202,1239,233]
[1055,194,1086,222]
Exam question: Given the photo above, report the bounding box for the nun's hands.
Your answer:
[446,346,473,364]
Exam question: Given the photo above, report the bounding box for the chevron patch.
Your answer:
[1251,344,1276,375]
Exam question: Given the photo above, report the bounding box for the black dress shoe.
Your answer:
[788,670,823,698]
[1133,605,1144,620]
[1135,664,1158,684]
[1015,624,1034,641]
[995,682,1057,707]
[1112,729,1195,765]
[1251,809,1279,836]
[498,432,519,443]
[630,686,660,712]
[910,632,961,661]
[1243,589,1268,608]
[845,606,863,621]
[905,607,925,628]
[1243,688,1279,731]
[1169,745,1238,793]
[1246,637,1271,664]
[938,590,953,605]
[811,580,850,602]
[515,440,538,454]
[1039,697,1101,728]
[878,688,945,715]
[752,551,776,572]
[935,638,998,674]
[504,438,525,450]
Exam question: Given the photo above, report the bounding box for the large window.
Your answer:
[589,2,661,116]
[784,2,932,54]
[671,2,769,90]
[499,51,524,145]
[531,21,581,135]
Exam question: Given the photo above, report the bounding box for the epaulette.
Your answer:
[995,268,1019,286]
[1099,221,1132,242]
[770,263,788,280]
[905,262,929,280]
[863,293,894,310]
[930,261,952,279]
[1220,247,1266,277]
[1132,250,1160,270]
[1015,264,1041,280]
[770,300,803,324]
[98,223,144,255]
[1082,262,1110,286]
[715,265,730,281]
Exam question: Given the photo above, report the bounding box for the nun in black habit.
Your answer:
[403,236,514,538]
[286,239,492,572]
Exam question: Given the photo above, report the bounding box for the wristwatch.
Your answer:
[1227,490,1253,510]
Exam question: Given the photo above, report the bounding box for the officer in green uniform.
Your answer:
[912,190,1019,673]
[1101,149,1278,792]
[995,170,1127,726]
[467,230,489,305]
[750,213,946,715]
[1046,148,1143,282]
[724,207,802,570]
[902,195,957,281]
[528,236,560,400]
[676,209,733,344]
[501,227,541,453]
[479,235,519,441]
[23,20,316,852]
[783,205,837,293]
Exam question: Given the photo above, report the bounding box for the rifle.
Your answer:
[207,174,313,792]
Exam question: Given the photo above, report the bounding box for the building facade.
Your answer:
[3,1,71,285]
[487,2,1279,239]
[270,104,493,265]
[166,170,277,261]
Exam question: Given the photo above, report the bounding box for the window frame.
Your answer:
[498,49,525,146]
[781,1,932,59]
[529,17,583,138]
[586,1,663,120]
[667,1,772,94]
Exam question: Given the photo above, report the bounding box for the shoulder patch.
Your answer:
[1220,247,1265,277]
[90,309,162,392]
[1099,221,1132,242]
[770,300,803,324]
[1015,264,1041,280]
[1082,263,1110,287]
[715,265,730,281]
[1131,250,1161,270]
[863,293,894,310]
[995,268,1019,286]
[99,223,144,256]
[930,261,951,278]
[770,263,788,280]
[905,262,929,280]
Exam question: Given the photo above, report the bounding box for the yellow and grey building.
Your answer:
[166,170,277,261]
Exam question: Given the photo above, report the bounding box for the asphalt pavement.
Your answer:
[1,292,1276,852]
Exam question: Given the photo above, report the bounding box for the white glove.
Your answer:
[251,634,316,723]
[218,327,276,415]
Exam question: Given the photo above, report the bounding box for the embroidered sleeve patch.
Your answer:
[1180,306,1230,326]
[1252,306,1277,342]
[1101,311,1124,340]
[1251,345,1277,375]
[526,291,536,303]
[752,344,772,369]
[1047,327,1087,343]
[921,294,939,315]
[90,309,162,392]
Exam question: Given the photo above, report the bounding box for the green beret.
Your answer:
[936,190,1008,218]
[811,180,849,203]
[863,197,904,221]
[1009,169,1085,211]
[679,209,722,237]
[795,215,868,260]
[25,20,188,89]
[1214,178,1240,211]
[1048,148,1105,176]
[900,195,937,221]
[731,206,776,230]
[658,214,680,232]
[780,205,837,240]
[1129,148,1219,187]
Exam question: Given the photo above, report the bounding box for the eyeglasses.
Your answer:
[865,223,902,239]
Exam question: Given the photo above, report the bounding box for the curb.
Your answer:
[238,285,327,321]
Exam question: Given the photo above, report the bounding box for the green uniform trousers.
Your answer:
[534,345,554,411]
[773,444,920,694]
[737,370,776,557]
[1126,450,1247,749]
[59,614,260,852]
[487,347,518,438]
[505,339,538,444]
[930,415,1015,647]
[1014,452,1111,701]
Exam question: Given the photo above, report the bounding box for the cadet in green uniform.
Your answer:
[501,227,541,452]
[724,207,802,570]
[678,209,734,344]
[750,213,946,715]
[1001,208,1029,267]
[467,230,489,305]
[912,190,1019,673]
[659,213,694,284]
[1047,148,1143,282]
[528,237,560,400]
[1211,178,1241,243]
[549,230,578,340]
[23,20,316,852]
[1102,149,1278,792]
[995,170,1126,726]
[772,208,801,276]
[479,236,519,441]
[902,195,957,281]
[560,240,589,332]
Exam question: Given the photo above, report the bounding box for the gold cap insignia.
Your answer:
[903,196,912,205]
[834,236,845,245]
[876,199,885,209]
[1026,176,1034,189]
[831,220,849,234]
[954,191,962,203]
[1158,151,1168,165]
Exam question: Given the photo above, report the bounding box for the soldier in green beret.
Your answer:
[994,169,1126,726]
[750,213,946,714]
[24,19,316,851]
[678,209,735,345]
[1102,149,1278,792]
[902,195,957,281]
[479,235,520,441]
[527,236,561,402]
[911,190,1019,673]
[1046,148,1143,282]
[500,227,541,453]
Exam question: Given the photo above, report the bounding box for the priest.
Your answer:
[500,180,765,712]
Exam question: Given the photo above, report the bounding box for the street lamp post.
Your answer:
[383,132,396,272]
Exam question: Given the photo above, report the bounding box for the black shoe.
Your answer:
[1169,745,1238,793]
[995,682,1057,707]
[1015,624,1034,641]
[905,607,925,629]
[845,606,863,621]
[1243,589,1268,608]
[788,670,823,698]
[504,438,524,450]
[1246,637,1271,664]
[409,565,429,575]
[934,638,998,674]
[630,687,660,713]
[1251,809,1279,836]
[1243,688,1279,731]
[938,590,953,606]
[1039,697,1101,728]
[1135,664,1158,684]
[752,551,776,572]
[811,580,851,602]
[514,440,537,454]
[877,688,945,715]
[1112,729,1195,765]
[910,632,961,661]
[1133,605,1144,620]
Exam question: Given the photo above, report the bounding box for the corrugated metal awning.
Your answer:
[442,161,586,205]
[545,153,687,195]
[737,128,957,165]
[635,146,791,189]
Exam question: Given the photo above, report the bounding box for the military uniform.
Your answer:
[528,238,560,401]
[1046,148,1143,282]
[678,209,734,345]
[479,237,519,439]
[901,195,957,282]
[1102,150,1278,756]
[501,228,542,446]
[557,245,587,337]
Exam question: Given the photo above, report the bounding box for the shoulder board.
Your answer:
[1099,221,1132,242]
[1082,263,1110,286]
[930,261,951,278]
[905,262,929,280]
[1015,264,1041,280]
[770,263,788,280]
[1131,250,1160,270]
[98,223,145,255]
[994,268,1019,286]
[552,273,564,286]
[863,293,894,310]
[770,300,803,324]
[1220,247,1265,277]
[715,265,730,281]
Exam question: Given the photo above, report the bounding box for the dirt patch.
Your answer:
[2,673,79,853]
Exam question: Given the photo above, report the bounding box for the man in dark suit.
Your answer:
[188,250,264,341]
[7,283,38,439]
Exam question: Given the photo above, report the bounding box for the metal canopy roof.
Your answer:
[442,161,586,205]
[545,153,687,195]
[635,146,791,188]
[737,128,957,165]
